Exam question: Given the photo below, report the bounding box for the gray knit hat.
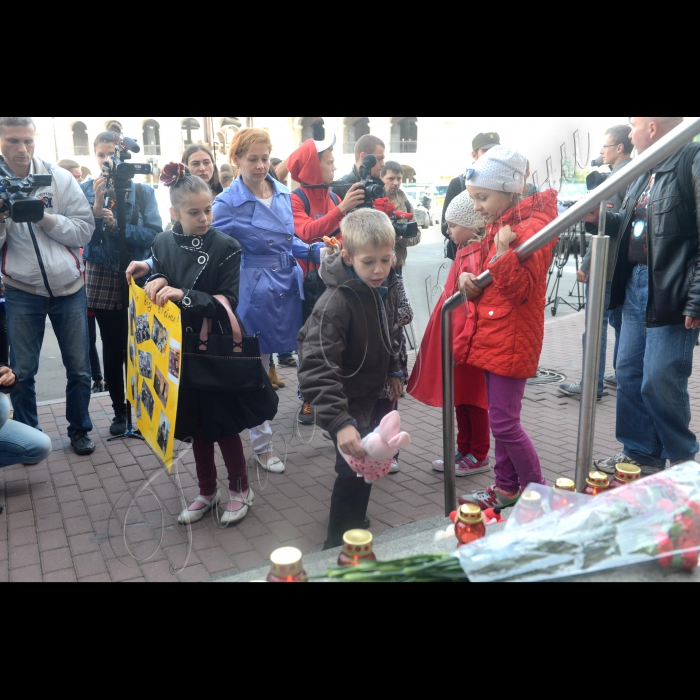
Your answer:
[466,146,527,194]
[445,191,484,230]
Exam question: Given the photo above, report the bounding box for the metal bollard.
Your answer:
[575,217,610,492]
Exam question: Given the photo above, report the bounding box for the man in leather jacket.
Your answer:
[332,135,386,201]
[588,117,700,476]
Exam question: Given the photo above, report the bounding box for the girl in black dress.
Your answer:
[146,164,276,526]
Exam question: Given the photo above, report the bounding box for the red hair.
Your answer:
[228,128,273,163]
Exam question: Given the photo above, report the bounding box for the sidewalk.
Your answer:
[2,311,698,582]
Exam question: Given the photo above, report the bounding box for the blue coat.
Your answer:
[213,176,311,355]
[81,180,162,270]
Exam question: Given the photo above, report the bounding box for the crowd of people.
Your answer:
[1,115,699,549]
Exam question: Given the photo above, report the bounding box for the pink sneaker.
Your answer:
[433,452,464,473]
[455,455,492,478]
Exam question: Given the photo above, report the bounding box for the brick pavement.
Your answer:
[2,311,699,582]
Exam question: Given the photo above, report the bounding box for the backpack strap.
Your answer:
[199,295,244,353]
[676,143,700,223]
[329,191,341,207]
[292,188,311,216]
[459,173,467,191]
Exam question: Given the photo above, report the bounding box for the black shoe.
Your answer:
[364,516,371,529]
[110,413,127,436]
[0,503,4,516]
[70,431,95,456]
[91,380,105,394]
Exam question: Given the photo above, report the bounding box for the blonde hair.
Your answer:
[341,209,395,258]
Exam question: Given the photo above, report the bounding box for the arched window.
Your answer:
[300,117,325,143]
[143,120,161,156]
[181,118,201,148]
[72,122,90,156]
[104,119,122,133]
[344,117,370,154]
[390,117,418,154]
[220,117,242,130]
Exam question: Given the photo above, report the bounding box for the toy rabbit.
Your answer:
[340,411,412,484]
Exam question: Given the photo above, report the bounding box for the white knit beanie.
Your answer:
[466,146,527,194]
[445,191,483,230]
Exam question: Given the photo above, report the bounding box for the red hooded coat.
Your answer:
[408,242,488,410]
[465,190,560,379]
[287,139,344,251]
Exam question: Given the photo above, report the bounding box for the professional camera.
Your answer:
[357,154,387,207]
[100,134,152,189]
[0,165,53,224]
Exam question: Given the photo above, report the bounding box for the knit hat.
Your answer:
[445,191,483,230]
[466,146,527,194]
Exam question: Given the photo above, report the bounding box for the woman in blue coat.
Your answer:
[213,128,320,474]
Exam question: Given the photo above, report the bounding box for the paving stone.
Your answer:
[64,517,95,537]
[41,547,74,574]
[43,568,78,583]
[10,565,43,582]
[73,552,108,578]
[60,500,88,520]
[10,544,40,569]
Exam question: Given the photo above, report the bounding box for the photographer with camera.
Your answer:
[332,135,386,201]
[382,161,421,277]
[81,127,162,436]
[0,116,96,456]
[560,125,634,400]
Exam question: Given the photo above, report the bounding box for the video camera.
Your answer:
[101,134,152,189]
[0,165,53,224]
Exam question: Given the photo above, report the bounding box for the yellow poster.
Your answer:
[127,281,182,470]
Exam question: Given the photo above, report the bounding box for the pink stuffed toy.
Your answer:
[340,411,412,484]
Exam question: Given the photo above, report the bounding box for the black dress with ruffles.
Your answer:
[150,223,278,443]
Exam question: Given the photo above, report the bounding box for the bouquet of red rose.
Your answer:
[456,463,700,582]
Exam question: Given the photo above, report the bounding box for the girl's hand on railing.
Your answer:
[459,273,483,299]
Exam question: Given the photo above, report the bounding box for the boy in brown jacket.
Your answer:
[298,209,403,549]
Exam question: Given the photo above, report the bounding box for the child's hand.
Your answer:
[496,225,517,255]
[388,377,404,402]
[459,273,484,299]
[337,425,365,459]
[126,261,152,284]
[145,277,168,303]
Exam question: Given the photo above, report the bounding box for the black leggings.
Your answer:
[93,307,128,414]
[0,310,8,366]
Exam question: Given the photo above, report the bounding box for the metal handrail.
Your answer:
[441,117,700,514]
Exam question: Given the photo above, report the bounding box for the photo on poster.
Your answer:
[138,350,153,380]
[129,342,135,368]
[131,376,136,401]
[154,366,169,408]
[135,314,151,344]
[152,316,169,355]
[141,383,155,420]
[168,339,181,385]
[157,412,171,455]
[136,395,142,420]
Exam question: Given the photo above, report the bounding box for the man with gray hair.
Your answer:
[0,117,96,456]
[585,117,700,476]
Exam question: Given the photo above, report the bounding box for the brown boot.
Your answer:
[268,366,285,389]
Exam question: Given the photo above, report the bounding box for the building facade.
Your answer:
[33,116,629,189]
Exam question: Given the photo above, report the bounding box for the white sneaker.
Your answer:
[178,492,221,525]
[220,488,254,526]
[389,459,400,474]
[256,455,285,474]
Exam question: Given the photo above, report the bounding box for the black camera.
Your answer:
[357,154,387,207]
[0,165,53,224]
[101,134,152,189]
[393,218,420,240]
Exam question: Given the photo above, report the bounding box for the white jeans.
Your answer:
[250,355,274,455]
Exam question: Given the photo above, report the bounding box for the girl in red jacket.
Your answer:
[458,147,559,510]
[408,191,491,477]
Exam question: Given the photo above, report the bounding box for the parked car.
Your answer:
[406,195,433,230]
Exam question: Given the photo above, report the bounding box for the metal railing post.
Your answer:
[575,223,610,492]
[438,118,700,513]
[441,294,461,516]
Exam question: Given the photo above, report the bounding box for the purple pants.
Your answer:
[485,371,545,494]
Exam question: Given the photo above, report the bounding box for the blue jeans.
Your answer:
[609,306,623,370]
[0,393,52,467]
[582,283,612,396]
[5,286,93,436]
[617,266,700,467]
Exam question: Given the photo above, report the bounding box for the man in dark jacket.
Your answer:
[298,209,401,549]
[589,117,700,475]
[332,134,386,201]
[441,132,501,259]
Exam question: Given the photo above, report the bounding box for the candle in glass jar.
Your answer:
[267,548,308,583]
[338,530,378,567]
[584,472,610,496]
[609,464,642,491]
[514,490,545,525]
[551,478,576,511]
[455,505,487,546]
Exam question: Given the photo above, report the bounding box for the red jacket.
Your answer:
[287,139,344,247]
[466,190,559,379]
[408,241,488,410]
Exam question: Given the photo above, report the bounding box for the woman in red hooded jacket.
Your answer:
[457,147,560,511]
